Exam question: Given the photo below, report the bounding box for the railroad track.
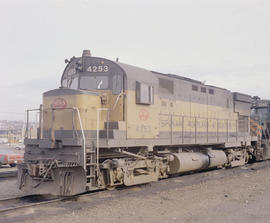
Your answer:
[0,170,17,178]
[0,195,66,214]
[0,161,269,216]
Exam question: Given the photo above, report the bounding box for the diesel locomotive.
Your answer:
[18,50,270,196]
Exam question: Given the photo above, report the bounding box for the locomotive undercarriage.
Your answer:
[18,141,256,196]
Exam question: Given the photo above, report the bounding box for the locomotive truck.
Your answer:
[18,50,269,196]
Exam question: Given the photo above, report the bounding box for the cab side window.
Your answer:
[112,74,123,94]
[136,81,153,105]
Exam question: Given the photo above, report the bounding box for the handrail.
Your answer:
[25,106,86,170]
[74,107,86,170]
[112,92,124,110]
[25,108,41,138]
[96,108,109,180]
[39,104,43,139]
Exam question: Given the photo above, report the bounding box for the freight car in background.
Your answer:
[0,152,24,167]
[18,50,270,196]
[250,98,270,160]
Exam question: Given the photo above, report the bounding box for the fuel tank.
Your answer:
[168,150,227,175]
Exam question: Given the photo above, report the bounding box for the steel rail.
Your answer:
[0,190,107,214]
[0,170,17,178]
[0,195,66,214]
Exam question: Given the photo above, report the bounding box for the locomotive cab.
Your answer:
[42,50,126,141]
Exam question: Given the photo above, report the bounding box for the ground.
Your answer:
[1,161,270,223]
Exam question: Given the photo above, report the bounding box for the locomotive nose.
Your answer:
[42,88,101,139]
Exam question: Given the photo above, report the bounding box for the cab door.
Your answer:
[107,73,125,122]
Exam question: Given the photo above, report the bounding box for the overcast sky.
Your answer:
[0,0,269,120]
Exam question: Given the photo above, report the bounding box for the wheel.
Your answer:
[106,186,116,191]
[10,163,16,167]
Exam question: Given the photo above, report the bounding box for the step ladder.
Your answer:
[85,150,97,188]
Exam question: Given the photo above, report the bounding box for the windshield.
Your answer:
[256,108,268,115]
[62,76,78,89]
[80,75,109,90]
[61,57,125,94]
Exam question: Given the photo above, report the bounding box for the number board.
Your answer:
[87,65,109,73]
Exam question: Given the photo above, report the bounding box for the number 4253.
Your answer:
[87,65,109,72]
